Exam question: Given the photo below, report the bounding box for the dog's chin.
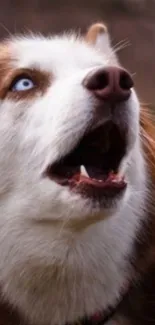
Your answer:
[54,184,128,230]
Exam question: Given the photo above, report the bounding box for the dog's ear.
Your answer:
[85,22,118,64]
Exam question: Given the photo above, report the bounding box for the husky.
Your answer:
[0,23,154,325]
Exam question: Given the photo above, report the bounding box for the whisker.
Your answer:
[0,22,13,37]
[113,40,131,54]
[113,38,130,51]
[56,214,72,239]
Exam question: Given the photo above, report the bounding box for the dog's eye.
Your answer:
[11,77,35,92]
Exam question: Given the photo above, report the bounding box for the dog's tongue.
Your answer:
[70,166,125,188]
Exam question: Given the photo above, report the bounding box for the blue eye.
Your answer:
[11,77,35,92]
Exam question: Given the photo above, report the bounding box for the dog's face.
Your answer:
[0,24,143,225]
[0,24,147,325]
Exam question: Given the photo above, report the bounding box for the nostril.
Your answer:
[95,72,109,90]
[84,70,109,91]
[119,71,134,90]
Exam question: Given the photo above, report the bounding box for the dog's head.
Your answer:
[0,23,145,226]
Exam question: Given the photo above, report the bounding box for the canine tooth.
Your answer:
[80,165,89,177]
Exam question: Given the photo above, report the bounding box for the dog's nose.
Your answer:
[83,67,133,102]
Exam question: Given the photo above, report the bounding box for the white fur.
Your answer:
[0,30,147,325]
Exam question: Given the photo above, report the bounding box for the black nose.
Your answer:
[83,66,134,102]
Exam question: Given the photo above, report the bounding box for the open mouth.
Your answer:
[46,121,127,199]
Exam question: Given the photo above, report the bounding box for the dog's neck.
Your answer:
[0,163,148,325]
[0,188,147,325]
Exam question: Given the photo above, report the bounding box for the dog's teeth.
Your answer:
[80,165,89,177]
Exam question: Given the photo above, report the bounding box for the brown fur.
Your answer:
[85,23,107,45]
[141,106,155,180]
[0,44,51,100]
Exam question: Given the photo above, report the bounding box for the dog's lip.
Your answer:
[69,172,127,200]
[47,167,127,198]
[70,170,126,188]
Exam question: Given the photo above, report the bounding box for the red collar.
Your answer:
[77,306,119,325]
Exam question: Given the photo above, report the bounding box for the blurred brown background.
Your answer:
[0,0,154,104]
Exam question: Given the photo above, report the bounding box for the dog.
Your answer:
[0,22,154,325]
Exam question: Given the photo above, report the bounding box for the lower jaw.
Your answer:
[71,182,127,206]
